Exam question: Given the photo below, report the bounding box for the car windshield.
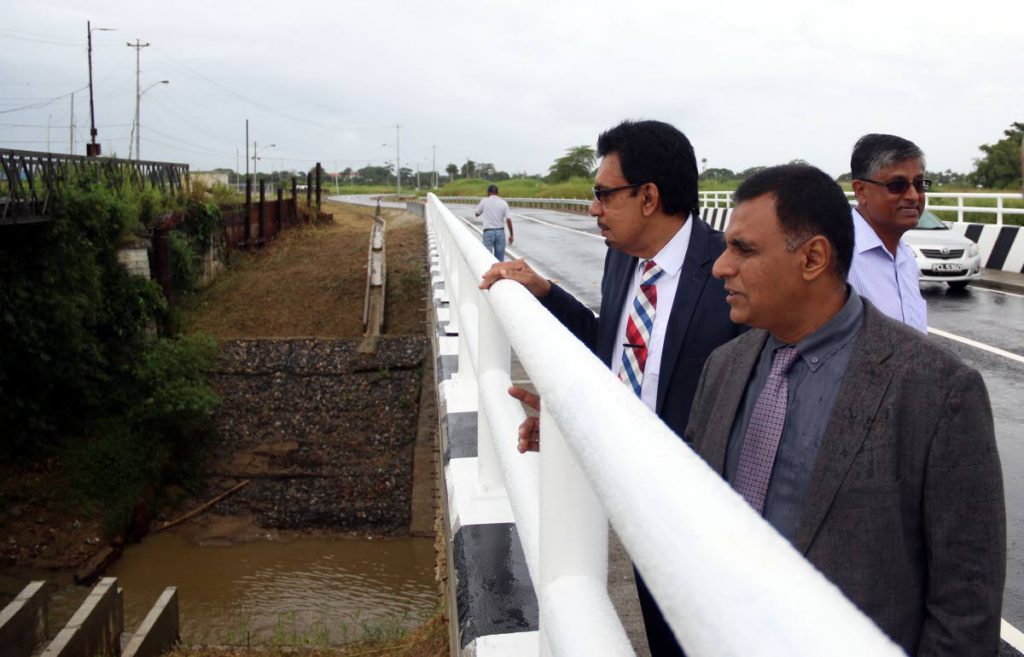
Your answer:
[915,211,948,230]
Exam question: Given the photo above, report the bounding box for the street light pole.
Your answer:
[252,142,276,178]
[86,21,115,157]
[136,80,167,162]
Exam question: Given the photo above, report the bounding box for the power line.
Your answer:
[0,27,81,46]
[0,86,89,114]
[150,46,339,129]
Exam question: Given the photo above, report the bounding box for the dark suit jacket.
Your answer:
[541,217,743,436]
[685,301,1006,656]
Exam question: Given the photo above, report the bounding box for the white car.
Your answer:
[904,210,982,290]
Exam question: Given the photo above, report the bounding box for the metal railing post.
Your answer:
[456,255,477,380]
[476,296,509,492]
[997,196,1004,226]
[538,406,608,656]
[440,217,458,333]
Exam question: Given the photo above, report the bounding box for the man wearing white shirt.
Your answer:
[848,134,929,333]
[475,184,514,261]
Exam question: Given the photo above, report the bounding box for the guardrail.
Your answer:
[921,192,1024,225]
[695,191,1024,226]
[427,192,902,656]
[438,191,1024,225]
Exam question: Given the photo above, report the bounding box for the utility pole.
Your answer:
[395,124,401,195]
[69,93,75,154]
[432,144,437,188]
[245,119,250,177]
[127,39,150,161]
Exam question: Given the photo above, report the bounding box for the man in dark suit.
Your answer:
[481,119,742,656]
[686,164,1005,656]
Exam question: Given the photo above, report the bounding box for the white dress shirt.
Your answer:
[847,208,927,334]
[610,217,694,411]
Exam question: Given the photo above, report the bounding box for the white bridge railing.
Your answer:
[426,193,902,657]
[441,191,1024,226]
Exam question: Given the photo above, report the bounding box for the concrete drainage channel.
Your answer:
[0,577,178,657]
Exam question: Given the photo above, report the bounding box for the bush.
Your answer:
[169,230,200,295]
[1,180,221,534]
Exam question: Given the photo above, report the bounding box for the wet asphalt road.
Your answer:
[445,201,1024,629]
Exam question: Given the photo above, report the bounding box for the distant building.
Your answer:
[192,171,230,189]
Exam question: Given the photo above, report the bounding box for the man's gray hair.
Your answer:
[850,134,926,180]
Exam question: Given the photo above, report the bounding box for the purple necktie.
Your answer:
[734,345,799,514]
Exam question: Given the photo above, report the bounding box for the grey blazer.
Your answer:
[684,301,1006,656]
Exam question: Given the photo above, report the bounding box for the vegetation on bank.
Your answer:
[0,180,222,536]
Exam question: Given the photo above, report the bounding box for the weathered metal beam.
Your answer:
[0,149,189,224]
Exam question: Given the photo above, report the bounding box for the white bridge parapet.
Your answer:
[426,193,903,657]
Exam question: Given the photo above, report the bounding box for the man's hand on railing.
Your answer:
[509,385,540,453]
[479,259,551,298]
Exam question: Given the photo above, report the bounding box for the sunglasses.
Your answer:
[592,183,644,203]
[858,177,932,195]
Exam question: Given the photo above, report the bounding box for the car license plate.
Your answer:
[932,263,965,273]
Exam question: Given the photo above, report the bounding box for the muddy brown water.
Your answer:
[1,533,438,646]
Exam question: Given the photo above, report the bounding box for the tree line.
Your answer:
[200,121,1022,190]
[501,121,1024,189]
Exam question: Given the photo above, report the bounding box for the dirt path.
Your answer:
[186,200,427,339]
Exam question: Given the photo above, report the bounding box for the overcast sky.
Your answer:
[3,0,1021,179]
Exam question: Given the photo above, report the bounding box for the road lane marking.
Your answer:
[928,327,1024,365]
[1003,619,1024,653]
[972,286,1024,299]
[511,212,604,240]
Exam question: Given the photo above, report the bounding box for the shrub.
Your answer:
[1,180,221,534]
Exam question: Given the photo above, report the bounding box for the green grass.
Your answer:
[436,177,592,199]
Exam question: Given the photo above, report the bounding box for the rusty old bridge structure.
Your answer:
[0,149,190,225]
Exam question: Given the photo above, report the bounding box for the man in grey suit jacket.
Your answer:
[685,164,1005,656]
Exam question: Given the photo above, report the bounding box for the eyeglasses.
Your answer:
[592,182,644,203]
[858,177,932,195]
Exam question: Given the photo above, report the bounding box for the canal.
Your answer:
[1,532,438,646]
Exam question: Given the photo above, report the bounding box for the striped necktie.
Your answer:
[733,345,799,514]
[619,260,663,396]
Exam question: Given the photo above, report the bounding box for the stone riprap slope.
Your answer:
[205,336,426,533]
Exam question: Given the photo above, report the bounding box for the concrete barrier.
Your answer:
[122,588,179,657]
[406,201,425,217]
[0,581,49,657]
[951,222,1024,273]
[40,577,123,657]
[427,223,540,656]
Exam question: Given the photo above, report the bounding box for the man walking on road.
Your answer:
[475,183,514,261]
[848,133,929,333]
